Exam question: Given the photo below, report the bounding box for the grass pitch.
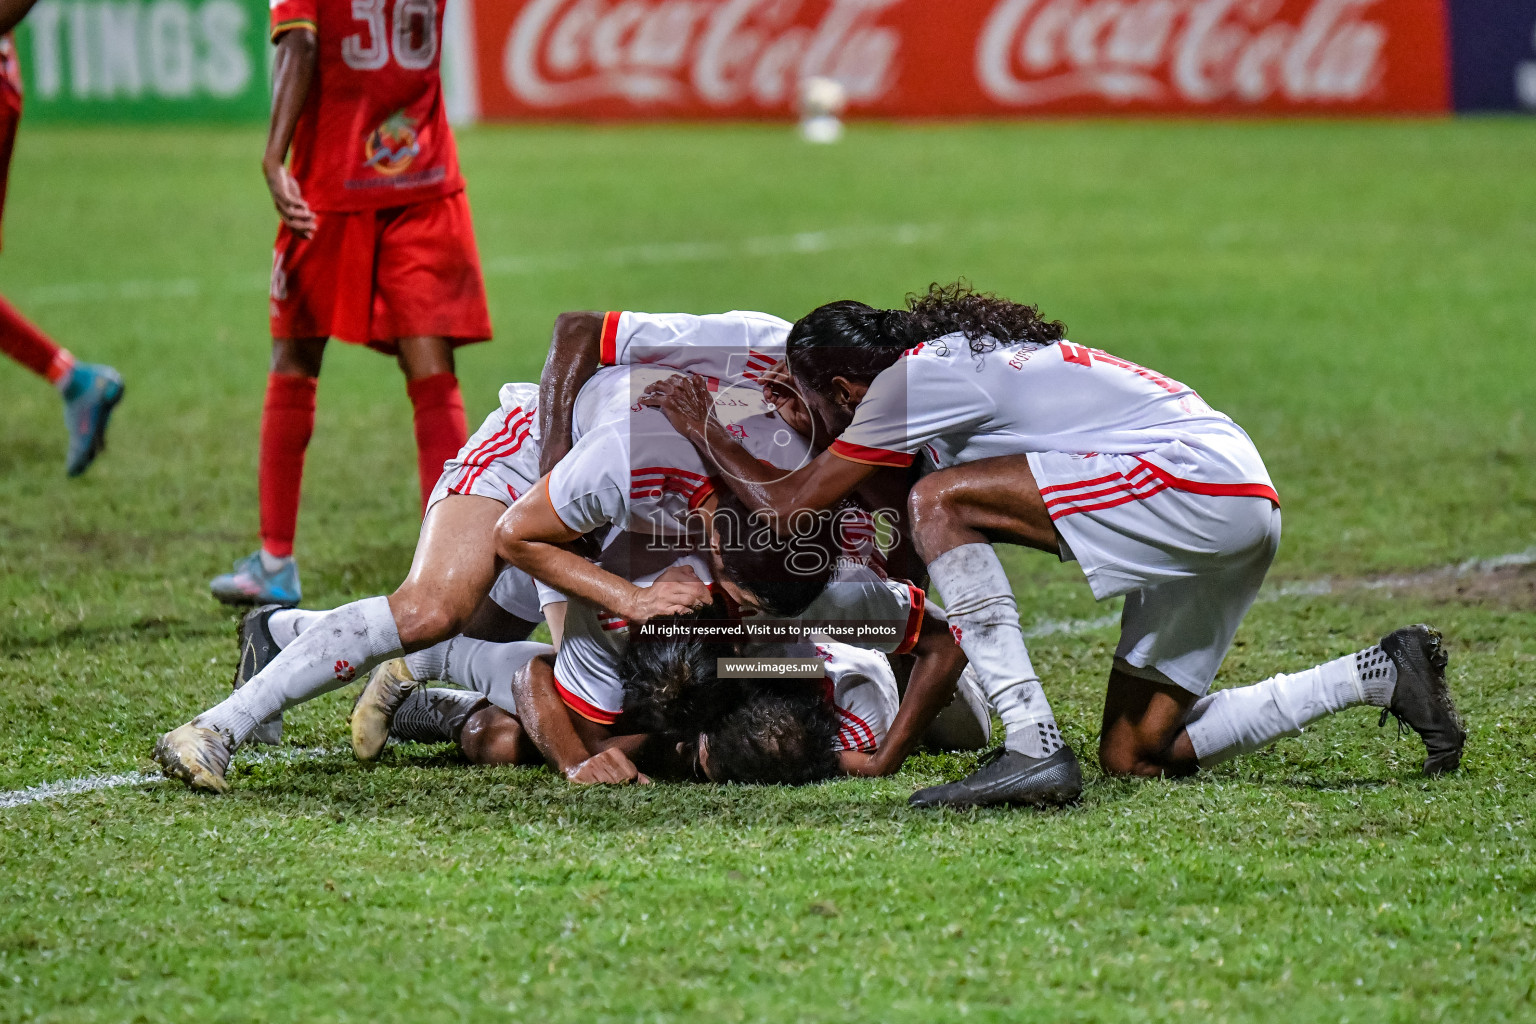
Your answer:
[1,119,1534,1022]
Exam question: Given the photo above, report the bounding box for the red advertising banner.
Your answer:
[473,0,1452,120]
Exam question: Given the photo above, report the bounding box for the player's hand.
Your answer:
[263,160,318,238]
[638,374,716,441]
[758,360,816,441]
[620,577,711,623]
[565,747,651,786]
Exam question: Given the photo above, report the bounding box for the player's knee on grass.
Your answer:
[1098,667,1200,778]
[459,707,528,765]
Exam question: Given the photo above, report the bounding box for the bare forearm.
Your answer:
[500,538,638,617]
[538,312,603,475]
[264,30,316,169]
[683,417,838,521]
[511,658,599,773]
[869,622,967,775]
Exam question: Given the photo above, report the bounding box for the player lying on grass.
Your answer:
[0,0,123,478]
[150,313,836,787]
[345,617,873,785]
[350,534,983,781]
[640,282,1467,808]
[157,310,945,791]
[225,552,564,746]
[209,0,492,607]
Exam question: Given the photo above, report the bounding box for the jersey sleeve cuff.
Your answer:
[893,584,925,655]
[270,18,317,41]
[598,311,622,365]
[829,439,915,468]
[553,675,620,725]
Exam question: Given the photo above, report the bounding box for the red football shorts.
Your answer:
[268,189,492,352]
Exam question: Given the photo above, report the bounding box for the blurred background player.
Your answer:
[210,0,491,606]
[0,0,123,478]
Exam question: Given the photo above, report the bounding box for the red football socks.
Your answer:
[407,372,468,512]
[0,293,74,387]
[258,372,318,560]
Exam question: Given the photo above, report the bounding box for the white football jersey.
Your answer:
[550,365,811,542]
[829,337,1277,507]
[553,551,716,726]
[795,560,925,656]
[740,641,899,753]
[599,309,787,387]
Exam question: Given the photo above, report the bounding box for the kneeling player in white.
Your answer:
[641,283,1466,808]
[156,309,832,791]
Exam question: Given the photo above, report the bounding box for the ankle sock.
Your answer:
[267,607,328,649]
[0,293,73,387]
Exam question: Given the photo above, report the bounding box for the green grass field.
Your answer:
[2,119,1534,1022]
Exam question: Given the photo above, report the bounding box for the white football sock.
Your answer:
[928,544,1062,759]
[404,640,451,682]
[1185,645,1398,768]
[198,596,402,746]
[267,608,329,649]
[390,688,485,744]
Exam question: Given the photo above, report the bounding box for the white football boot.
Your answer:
[350,658,420,761]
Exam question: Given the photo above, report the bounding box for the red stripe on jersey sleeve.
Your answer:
[829,439,915,468]
[553,675,620,725]
[894,584,925,655]
[599,311,622,365]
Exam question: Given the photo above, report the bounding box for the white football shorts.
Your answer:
[426,383,541,512]
[1029,447,1281,696]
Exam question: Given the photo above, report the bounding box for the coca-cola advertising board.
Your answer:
[474,0,1452,120]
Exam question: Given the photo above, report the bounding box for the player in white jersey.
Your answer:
[155,310,899,792]
[640,283,1465,808]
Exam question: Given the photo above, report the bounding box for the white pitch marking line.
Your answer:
[3,548,1532,810]
[15,222,950,307]
[0,746,349,810]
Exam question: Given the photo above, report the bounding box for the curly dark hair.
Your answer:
[702,683,842,786]
[785,281,1067,394]
[619,634,842,786]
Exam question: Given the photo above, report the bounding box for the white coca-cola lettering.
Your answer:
[978,0,1388,106]
[505,0,898,109]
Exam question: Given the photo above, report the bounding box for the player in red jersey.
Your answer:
[0,0,124,478]
[210,0,491,606]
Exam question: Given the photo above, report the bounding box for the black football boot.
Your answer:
[909,744,1083,809]
[1378,624,1465,775]
[233,604,285,745]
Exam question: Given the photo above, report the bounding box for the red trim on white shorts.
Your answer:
[1133,458,1280,506]
[457,410,535,494]
[835,707,877,751]
[1041,459,1278,520]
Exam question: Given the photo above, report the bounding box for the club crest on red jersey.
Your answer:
[363,111,422,176]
